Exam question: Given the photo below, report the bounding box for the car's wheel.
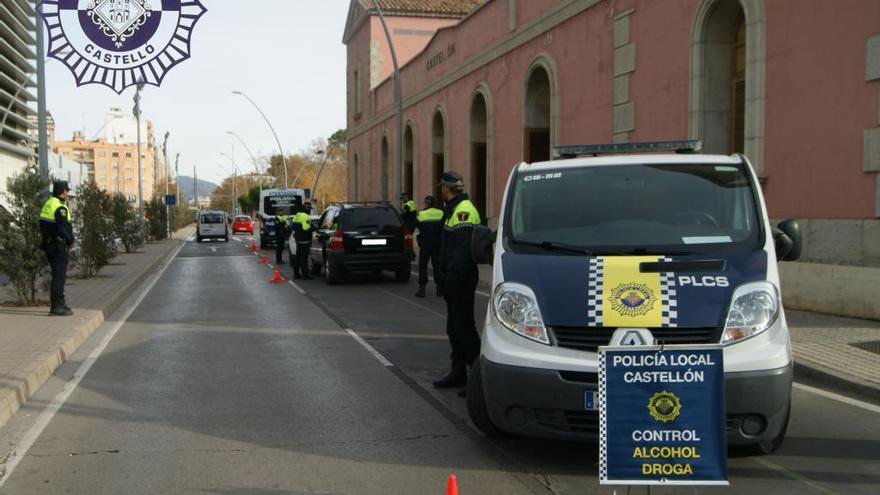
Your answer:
[325,258,344,285]
[467,360,504,437]
[395,264,411,282]
[224,235,229,242]
[747,403,790,456]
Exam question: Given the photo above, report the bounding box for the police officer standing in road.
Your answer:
[39,181,76,317]
[433,171,482,390]
[414,195,443,298]
[291,202,314,280]
[274,211,288,265]
[400,193,418,232]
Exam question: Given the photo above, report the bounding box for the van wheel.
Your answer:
[748,403,790,455]
[395,264,411,282]
[325,258,344,285]
[224,235,229,242]
[196,235,202,243]
[467,360,504,437]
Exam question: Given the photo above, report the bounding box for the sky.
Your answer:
[45,0,350,185]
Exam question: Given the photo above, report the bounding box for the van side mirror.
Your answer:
[772,219,801,262]
[471,225,496,265]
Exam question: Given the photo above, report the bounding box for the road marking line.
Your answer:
[793,382,880,414]
[345,328,393,367]
[288,280,306,294]
[409,271,490,298]
[376,286,446,318]
[0,240,186,488]
[750,457,839,495]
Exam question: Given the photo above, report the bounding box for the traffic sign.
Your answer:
[599,345,728,486]
[164,194,177,206]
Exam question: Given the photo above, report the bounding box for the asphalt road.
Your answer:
[0,234,878,494]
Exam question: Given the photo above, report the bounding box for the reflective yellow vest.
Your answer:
[417,207,444,223]
[293,212,312,231]
[403,200,417,213]
[39,196,71,223]
[445,200,480,228]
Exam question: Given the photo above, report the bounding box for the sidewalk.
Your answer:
[0,226,194,430]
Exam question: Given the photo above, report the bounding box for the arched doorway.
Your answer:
[380,134,390,200]
[404,124,415,200]
[470,90,489,224]
[690,0,765,166]
[431,109,446,201]
[524,66,552,163]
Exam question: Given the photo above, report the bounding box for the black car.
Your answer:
[309,202,414,284]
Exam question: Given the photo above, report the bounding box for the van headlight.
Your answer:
[492,282,550,345]
[722,282,780,345]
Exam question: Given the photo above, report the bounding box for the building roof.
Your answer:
[369,0,483,16]
[343,0,483,43]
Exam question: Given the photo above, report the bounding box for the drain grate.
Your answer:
[850,340,880,355]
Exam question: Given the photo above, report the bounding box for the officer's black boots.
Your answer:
[432,363,467,388]
[49,306,73,317]
[415,285,426,298]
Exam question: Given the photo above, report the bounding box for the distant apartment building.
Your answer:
[0,0,36,202]
[54,109,167,204]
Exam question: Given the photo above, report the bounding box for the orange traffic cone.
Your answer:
[269,266,287,283]
[446,474,458,495]
[258,255,270,264]
[249,242,258,251]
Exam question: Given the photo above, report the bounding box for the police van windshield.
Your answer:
[508,163,762,255]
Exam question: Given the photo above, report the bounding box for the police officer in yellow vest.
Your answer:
[291,202,314,280]
[433,171,482,390]
[414,195,443,298]
[39,181,76,316]
[400,193,418,231]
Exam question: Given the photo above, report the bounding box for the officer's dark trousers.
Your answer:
[443,279,481,368]
[294,241,310,276]
[417,244,438,287]
[45,243,69,309]
[275,238,285,265]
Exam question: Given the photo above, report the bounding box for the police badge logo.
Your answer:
[39,0,207,93]
[647,390,682,423]
[610,282,656,318]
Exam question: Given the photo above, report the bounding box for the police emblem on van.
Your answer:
[610,283,656,317]
[39,0,207,93]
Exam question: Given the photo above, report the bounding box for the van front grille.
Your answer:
[551,327,722,352]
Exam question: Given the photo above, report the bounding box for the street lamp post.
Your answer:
[36,2,49,183]
[226,130,263,198]
[175,153,180,203]
[220,151,238,217]
[311,142,340,211]
[232,90,289,188]
[133,78,146,238]
[371,0,403,203]
[163,131,170,238]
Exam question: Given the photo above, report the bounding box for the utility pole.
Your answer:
[35,2,49,184]
[163,131,170,238]
[175,153,180,202]
[133,78,146,238]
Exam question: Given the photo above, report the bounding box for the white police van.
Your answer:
[468,141,801,455]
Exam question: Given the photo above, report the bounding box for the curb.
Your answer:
[0,228,192,431]
[793,358,880,403]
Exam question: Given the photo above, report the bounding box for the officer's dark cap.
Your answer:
[438,171,464,188]
[424,195,435,206]
[53,181,70,195]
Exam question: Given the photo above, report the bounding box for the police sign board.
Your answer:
[599,345,728,486]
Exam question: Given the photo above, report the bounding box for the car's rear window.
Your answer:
[234,216,250,222]
[342,206,401,233]
[201,214,225,224]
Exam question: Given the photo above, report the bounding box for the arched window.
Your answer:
[470,90,490,223]
[690,0,765,169]
[380,134,390,201]
[404,124,415,199]
[431,108,447,201]
[524,65,552,163]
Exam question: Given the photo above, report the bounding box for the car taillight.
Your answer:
[329,231,344,250]
[404,228,413,248]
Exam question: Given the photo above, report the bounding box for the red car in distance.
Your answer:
[231,215,254,234]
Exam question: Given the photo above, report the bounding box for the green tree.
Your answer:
[145,197,168,241]
[110,193,143,253]
[77,181,116,278]
[0,166,49,305]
